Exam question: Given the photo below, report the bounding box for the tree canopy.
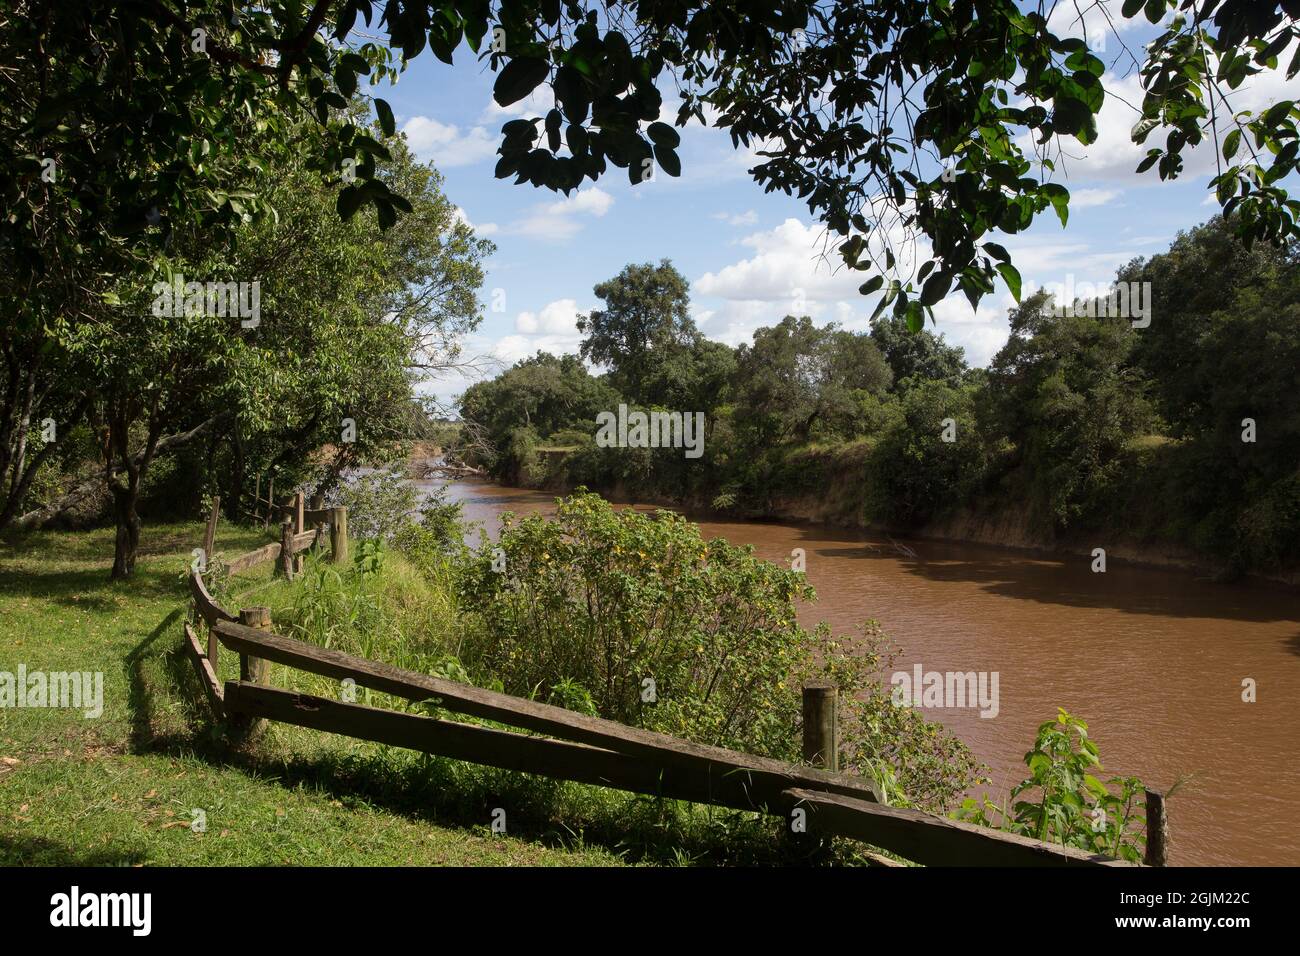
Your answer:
[5,1,1297,326]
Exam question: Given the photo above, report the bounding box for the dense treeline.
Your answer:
[1,103,493,576]
[459,216,1300,576]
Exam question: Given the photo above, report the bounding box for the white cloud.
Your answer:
[480,87,555,122]
[712,210,759,227]
[401,116,497,167]
[492,331,585,364]
[511,187,614,240]
[547,188,614,217]
[1046,0,1146,50]
[694,218,871,304]
[453,206,498,238]
[1070,188,1121,208]
[516,298,581,335]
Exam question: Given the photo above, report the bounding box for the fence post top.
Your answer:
[238,606,272,627]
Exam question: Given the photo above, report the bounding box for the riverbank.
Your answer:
[506,462,1298,587]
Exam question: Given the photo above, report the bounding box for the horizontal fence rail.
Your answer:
[180,497,1142,867]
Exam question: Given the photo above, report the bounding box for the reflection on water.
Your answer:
[430,478,1300,866]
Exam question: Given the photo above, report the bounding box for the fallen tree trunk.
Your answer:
[9,413,229,531]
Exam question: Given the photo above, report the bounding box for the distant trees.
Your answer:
[869,315,967,389]
[733,316,892,446]
[985,293,1156,529]
[461,216,1300,575]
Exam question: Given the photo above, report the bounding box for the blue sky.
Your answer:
[363,4,1297,408]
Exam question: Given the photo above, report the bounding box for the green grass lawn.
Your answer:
[0,521,623,866]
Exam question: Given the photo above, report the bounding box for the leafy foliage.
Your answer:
[456,491,984,809]
[5,1,1295,313]
[956,709,1148,863]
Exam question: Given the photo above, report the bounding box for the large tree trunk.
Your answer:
[105,396,161,581]
[109,481,141,578]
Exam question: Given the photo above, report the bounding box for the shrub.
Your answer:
[955,708,1147,861]
[327,467,422,542]
[456,490,983,811]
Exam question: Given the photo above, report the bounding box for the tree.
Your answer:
[22,114,492,575]
[869,315,968,390]
[459,352,620,477]
[578,260,697,404]
[1121,215,1297,436]
[985,292,1156,529]
[5,2,1295,323]
[733,316,891,447]
[867,378,985,526]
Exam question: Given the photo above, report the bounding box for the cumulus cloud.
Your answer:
[516,298,581,335]
[492,331,585,364]
[401,117,497,167]
[694,218,869,305]
[511,187,614,240]
[452,206,498,237]
[480,87,555,122]
[1070,187,1122,208]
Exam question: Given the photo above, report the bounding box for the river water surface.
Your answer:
[434,479,1299,865]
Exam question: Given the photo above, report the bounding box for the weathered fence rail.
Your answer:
[181,498,1148,867]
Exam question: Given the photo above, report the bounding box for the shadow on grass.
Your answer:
[125,608,185,752]
[0,833,147,867]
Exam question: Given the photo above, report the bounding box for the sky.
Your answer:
[360,2,1297,409]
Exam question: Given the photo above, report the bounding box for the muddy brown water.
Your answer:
[431,479,1300,865]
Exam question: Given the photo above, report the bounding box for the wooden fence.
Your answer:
[182,498,1155,867]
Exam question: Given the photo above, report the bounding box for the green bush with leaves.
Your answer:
[456,490,983,811]
[956,708,1147,862]
[327,468,422,542]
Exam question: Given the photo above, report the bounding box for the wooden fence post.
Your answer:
[329,506,349,565]
[293,491,305,575]
[202,495,220,559]
[230,606,271,739]
[1144,788,1168,866]
[201,496,221,663]
[802,683,839,772]
[264,477,274,529]
[253,475,261,524]
[279,517,294,579]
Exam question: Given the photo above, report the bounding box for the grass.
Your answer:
[0,520,623,866]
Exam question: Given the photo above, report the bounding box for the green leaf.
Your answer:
[493,57,550,108]
[1052,97,1093,138]
[1041,184,1070,227]
[374,98,395,137]
[904,300,924,333]
[996,262,1022,302]
[982,242,1011,263]
[646,122,681,148]
[919,270,951,307]
[1223,128,1241,161]
[858,275,884,296]
[654,144,681,177]
[336,184,364,221]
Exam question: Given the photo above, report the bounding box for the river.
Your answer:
[432,478,1300,866]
